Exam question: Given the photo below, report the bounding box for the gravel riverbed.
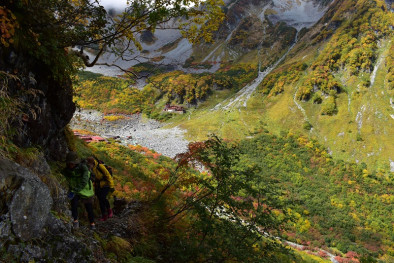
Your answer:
[70,110,189,158]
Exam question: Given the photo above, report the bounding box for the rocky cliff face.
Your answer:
[0,48,75,161]
[0,48,94,261]
[0,157,97,262]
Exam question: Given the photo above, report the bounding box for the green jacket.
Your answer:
[62,164,94,198]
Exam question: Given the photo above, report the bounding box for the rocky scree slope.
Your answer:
[85,0,332,77]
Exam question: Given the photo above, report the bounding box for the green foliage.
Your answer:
[145,111,174,122]
[239,130,394,259]
[130,63,164,75]
[0,72,20,155]
[259,62,307,96]
[302,67,341,97]
[311,93,323,104]
[300,0,393,99]
[385,43,394,90]
[74,74,158,114]
[320,96,337,115]
[76,71,103,82]
[303,121,313,131]
[161,135,290,262]
[258,0,393,118]
[3,0,107,80]
[105,236,133,261]
[128,257,156,263]
[74,135,296,262]
[149,63,257,104]
[74,129,394,261]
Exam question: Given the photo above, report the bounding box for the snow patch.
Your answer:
[390,159,394,172]
[83,25,192,78]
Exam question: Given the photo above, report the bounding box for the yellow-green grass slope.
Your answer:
[168,0,394,170]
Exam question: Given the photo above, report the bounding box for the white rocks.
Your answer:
[71,110,189,158]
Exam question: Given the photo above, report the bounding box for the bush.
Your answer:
[312,93,323,104]
[321,96,338,115]
[103,115,126,121]
[303,121,313,130]
[297,85,313,101]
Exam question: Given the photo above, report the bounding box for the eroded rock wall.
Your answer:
[0,48,75,161]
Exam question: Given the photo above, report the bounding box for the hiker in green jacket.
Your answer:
[63,152,96,230]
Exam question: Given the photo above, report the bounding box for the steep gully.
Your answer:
[212,32,299,111]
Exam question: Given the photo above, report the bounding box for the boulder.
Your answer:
[0,157,97,262]
[0,157,52,241]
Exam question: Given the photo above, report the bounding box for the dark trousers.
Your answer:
[96,186,110,217]
[71,195,95,223]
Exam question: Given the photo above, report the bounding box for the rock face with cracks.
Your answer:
[0,157,52,241]
[0,48,75,161]
[0,157,97,263]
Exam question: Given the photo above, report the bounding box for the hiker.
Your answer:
[63,152,96,229]
[86,157,115,221]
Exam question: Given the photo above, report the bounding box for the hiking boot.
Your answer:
[90,223,96,230]
[108,208,113,218]
[99,215,108,222]
[73,221,79,229]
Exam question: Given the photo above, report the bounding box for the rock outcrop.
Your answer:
[0,48,75,161]
[0,157,96,263]
[0,157,52,241]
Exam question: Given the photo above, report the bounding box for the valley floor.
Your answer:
[70,109,189,158]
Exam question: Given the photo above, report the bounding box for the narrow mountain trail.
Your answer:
[212,32,299,111]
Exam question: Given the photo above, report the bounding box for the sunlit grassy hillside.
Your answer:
[167,0,394,169]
